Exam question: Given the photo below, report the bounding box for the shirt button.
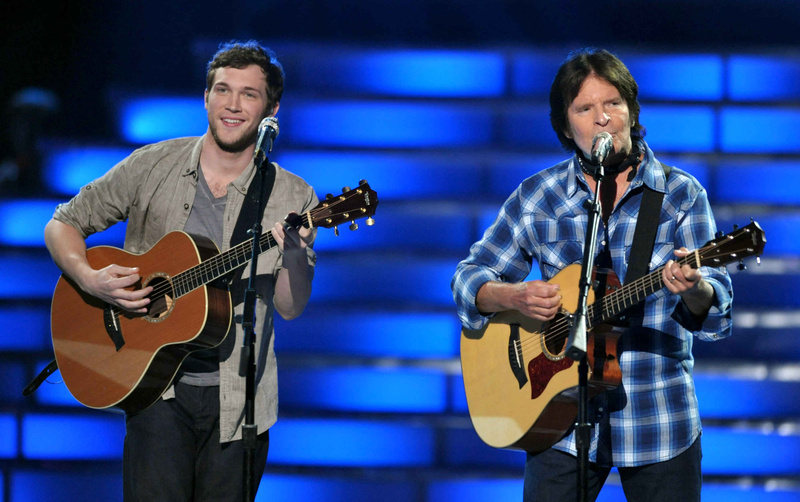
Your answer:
[184,203,190,210]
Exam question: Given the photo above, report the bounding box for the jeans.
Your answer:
[523,436,702,502]
[123,382,270,502]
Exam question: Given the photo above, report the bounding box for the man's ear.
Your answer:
[269,102,280,117]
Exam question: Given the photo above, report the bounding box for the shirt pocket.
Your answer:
[538,240,583,280]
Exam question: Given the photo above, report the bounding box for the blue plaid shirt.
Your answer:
[451,142,733,467]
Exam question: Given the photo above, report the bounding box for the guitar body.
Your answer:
[461,264,622,453]
[51,231,232,413]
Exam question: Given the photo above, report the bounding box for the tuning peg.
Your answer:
[366,217,375,226]
[333,226,339,237]
[359,179,368,186]
[342,186,351,193]
[756,256,761,266]
[733,224,739,231]
[737,259,746,271]
[349,221,358,231]
[326,193,334,201]
[715,230,724,238]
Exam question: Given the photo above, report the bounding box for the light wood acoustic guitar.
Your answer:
[460,221,765,453]
[51,181,378,413]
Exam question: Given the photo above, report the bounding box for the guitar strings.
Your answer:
[105,195,361,319]
[511,253,700,359]
[514,234,753,359]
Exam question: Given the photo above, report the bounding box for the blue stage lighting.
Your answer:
[721,107,800,153]
[624,54,724,101]
[714,161,800,204]
[279,367,447,412]
[326,50,506,97]
[0,414,17,457]
[639,105,716,152]
[23,413,124,459]
[729,55,800,101]
[274,150,485,201]
[119,96,206,144]
[269,418,434,466]
[257,474,416,502]
[276,311,459,358]
[42,145,131,195]
[283,101,493,148]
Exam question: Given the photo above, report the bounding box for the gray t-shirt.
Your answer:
[178,165,226,385]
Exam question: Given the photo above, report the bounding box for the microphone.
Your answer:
[590,132,613,165]
[254,116,279,160]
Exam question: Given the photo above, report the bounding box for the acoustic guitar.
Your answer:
[51,181,378,413]
[460,221,765,453]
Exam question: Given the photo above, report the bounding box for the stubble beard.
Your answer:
[209,121,258,154]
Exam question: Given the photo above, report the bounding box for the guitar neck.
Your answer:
[586,252,697,328]
[171,212,312,298]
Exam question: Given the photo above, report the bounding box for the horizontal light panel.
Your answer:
[282,101,494,148]
[293,50,506,97]
[118,96,207,144]
[729,55,800,101]
[279,367,448,412]
[624,54,724,101]
[311,255,460,307]
[696,375,800,419]
[703,426,800,475]
[721,107,800,153]
[714,162,800,204]
[0,254,61,299]
[257,474,416,502]
[0,199,126,248]
[311,203,474,253]
[0,414,17,458]
[0,306,51,350]
[269,418,434,466]
[639,105,716,152]
[428,479,523,502]
[11,470,120,502]
[274,150,485,200]
[275,311,460,358]
[23,413,124,459]
[0,200,60,247]
[42,145,132,195]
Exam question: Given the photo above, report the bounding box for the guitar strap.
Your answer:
[615,161,671,325]
[625,161,672,284]
[227,163,276,305]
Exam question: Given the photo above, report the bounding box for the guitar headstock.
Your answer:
[310,180,379,234]
[698,220,766,269]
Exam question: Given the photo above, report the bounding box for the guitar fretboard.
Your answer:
[171,213,311,298]
[586,254,695,328]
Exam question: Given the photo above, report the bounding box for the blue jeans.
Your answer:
[123,382,270,502]
[523,436,702,502]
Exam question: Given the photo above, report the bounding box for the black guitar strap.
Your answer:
[227,163,276,305]
[625,161,672,284]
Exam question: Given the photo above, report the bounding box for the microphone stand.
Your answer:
[241,148,271,502]
[564,160,604,502]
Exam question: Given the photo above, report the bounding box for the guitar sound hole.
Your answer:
[144,275,175,321]
[542,312,569,359]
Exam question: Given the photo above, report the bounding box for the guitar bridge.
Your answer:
[103,305,125,351]
[507,324,528,389]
